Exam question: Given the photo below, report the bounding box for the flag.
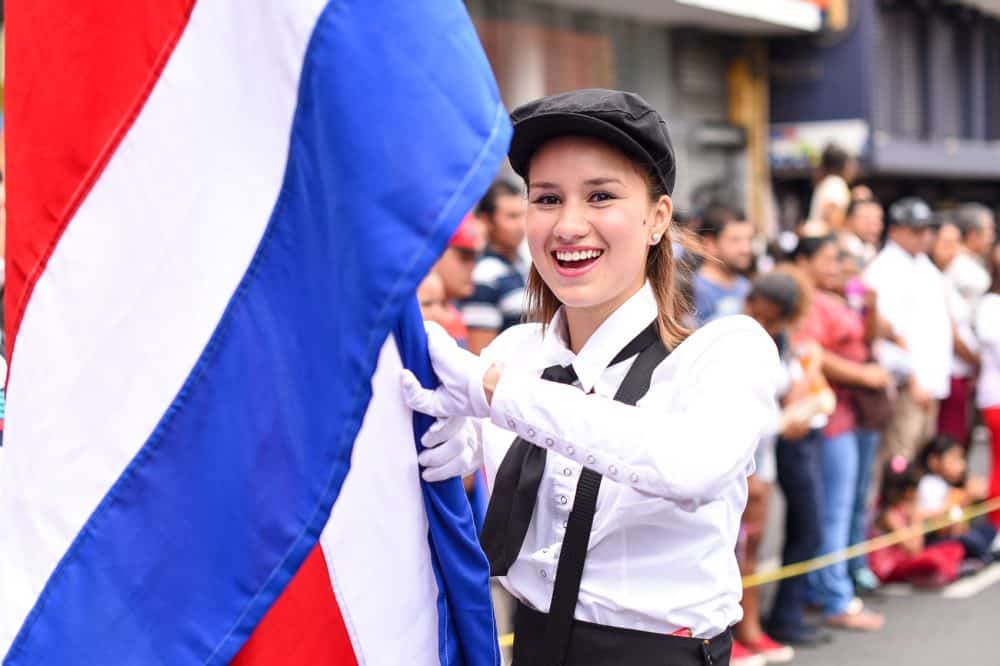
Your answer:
[0,1,511,663]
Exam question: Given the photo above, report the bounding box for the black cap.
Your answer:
[508,88,676,195]
[888,197,933,229]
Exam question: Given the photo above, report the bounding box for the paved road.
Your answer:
[760,432,999,666]
[789,565,1000,666]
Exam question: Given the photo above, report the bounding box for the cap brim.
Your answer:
[508,112,666,191]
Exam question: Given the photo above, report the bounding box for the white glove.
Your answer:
[400,321,491,419]
[417,416,483,482]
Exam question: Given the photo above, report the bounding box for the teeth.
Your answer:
[555,249,602,262]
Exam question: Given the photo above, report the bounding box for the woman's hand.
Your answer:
[860,363,890,390]
[400,321,493,419]
[417,417,483,482]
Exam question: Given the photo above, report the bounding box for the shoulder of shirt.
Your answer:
[916,254,943,275]
[979,293,1000,312]
[472,254,510,285]
[673,315,776,364]
[951,252,990,279]
[659,316,780,394]
[865,246,902,280]
[480,321,544,363]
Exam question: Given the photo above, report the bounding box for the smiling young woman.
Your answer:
[401,89,782,666]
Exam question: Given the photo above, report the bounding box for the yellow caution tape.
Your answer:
[742,495,1000,588]
[495,496,1000,649]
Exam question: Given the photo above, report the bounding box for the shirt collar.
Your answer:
[885,240,919,264]
[540,282,659,393]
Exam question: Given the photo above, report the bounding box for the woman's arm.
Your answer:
[863,287,880,345]
[953,320,980,367]
[820,349,888,389]
[485,320,780,505]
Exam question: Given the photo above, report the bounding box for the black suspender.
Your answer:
[538,338,668,666]
[480,323,662,577]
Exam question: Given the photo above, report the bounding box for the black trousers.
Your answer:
[512,603,732,666]
[769,430,824,635]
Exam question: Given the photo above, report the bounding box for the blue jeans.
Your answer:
[848,429,881,578]
[769,430,824,635]
[807,429,859,616]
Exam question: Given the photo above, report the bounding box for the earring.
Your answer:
[650,232,663,245]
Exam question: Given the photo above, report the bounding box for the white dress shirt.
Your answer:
[945,277,978,378]
[946,252,990,311]
[975,294,1000,409]
[864,241,953,399]
[476,283,781,638]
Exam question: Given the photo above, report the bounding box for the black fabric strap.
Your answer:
[539,338,669,666]
[479,322,660,577]
[479,363,578,575]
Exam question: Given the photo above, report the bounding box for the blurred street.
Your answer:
[793,570,1000,666]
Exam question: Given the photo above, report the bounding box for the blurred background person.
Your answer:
[794,235,887,631]
[870,457,965,588]
[434,212,485,347]
[951,203,995,307]
[809,143,857,232]
[974,252,1000,530]
[930,215,981,445]
[917,435,997,566]
[865,198,953,464]
[431,214,490,526]
[734,269,810,663]
[462,178,528,354]
[835,235,893,594]
[692,203,754,325]
[416,271,451,327]
[840,197,884,269]
[765,274,836,648]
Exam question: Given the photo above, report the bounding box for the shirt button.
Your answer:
[566,445,575,456]
[558,495,568,505]
[608,465,618,476]
[563,467,572,476]
[507,418,516,428]
[545,437,555,446]
[540,570,548,579]
[586,454,596,464]
[630,473,640,483]
[527,428,536,437]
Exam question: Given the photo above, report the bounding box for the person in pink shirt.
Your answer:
[793,234,888,632]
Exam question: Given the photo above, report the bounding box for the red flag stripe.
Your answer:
[232,544,357,665]
[4,0,196,358]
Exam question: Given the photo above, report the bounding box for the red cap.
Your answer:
[448,213,482,251]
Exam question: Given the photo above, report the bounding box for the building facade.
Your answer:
[770,0,1000,224]
[466,0,826,226]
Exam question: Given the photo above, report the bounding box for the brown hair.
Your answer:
[523,164,696,348]
[748,263,813,328]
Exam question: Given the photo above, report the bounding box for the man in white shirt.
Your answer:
[930,217,981,445]
[949,203,995,309]
[864,197,953,463]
